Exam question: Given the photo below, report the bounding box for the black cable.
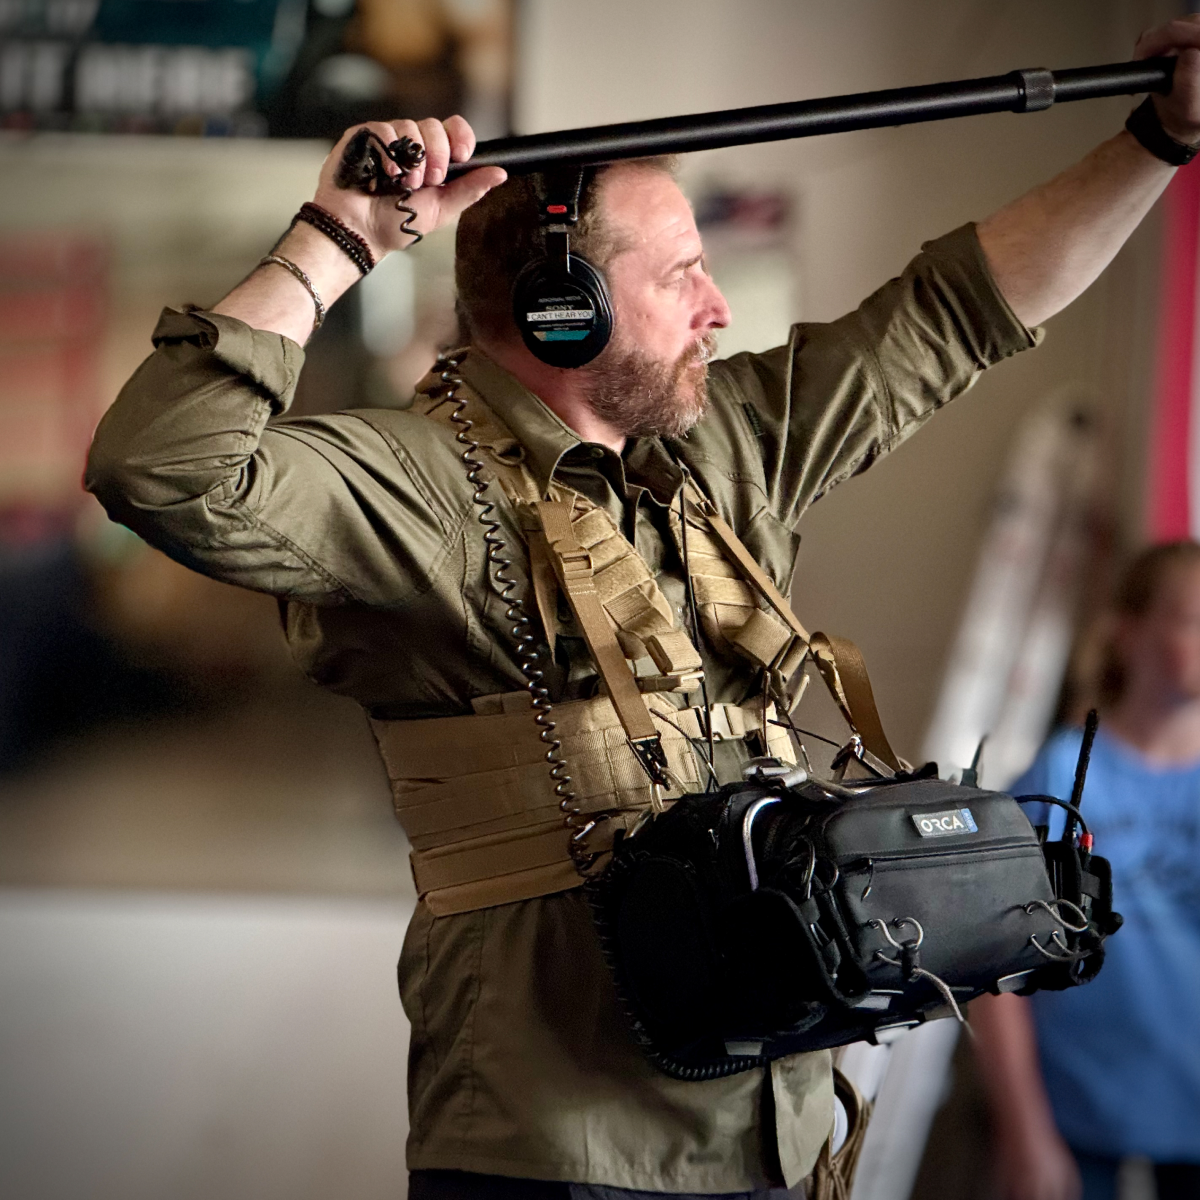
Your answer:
[652,710,721,790]
[677,477,718,789]
[1014,794,1091,840]
[334,130,426,245]
[768,717,842,750]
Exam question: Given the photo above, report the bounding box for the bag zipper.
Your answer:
[837,836,1034,869]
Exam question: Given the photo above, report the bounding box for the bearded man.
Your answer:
[87,17,1200,1200]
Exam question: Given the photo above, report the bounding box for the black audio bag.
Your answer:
[589,770,1120,1081]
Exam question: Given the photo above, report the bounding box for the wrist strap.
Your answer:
[295,203,376,276]
[259,254,326,334]
[1125,97,1199,167]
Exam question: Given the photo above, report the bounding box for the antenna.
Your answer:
[1063,709,1100,848]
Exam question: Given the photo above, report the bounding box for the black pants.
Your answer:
[1073,1149,1200,1200]
[409,1169,802,1199]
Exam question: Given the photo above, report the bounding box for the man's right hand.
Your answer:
[313,115,507,260]
[211,115,506,345]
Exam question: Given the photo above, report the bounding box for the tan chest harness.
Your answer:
[370,366,899,915]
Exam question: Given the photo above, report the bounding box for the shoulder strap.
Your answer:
[683,484,902,773]
[535,499,670,786]
[809,632,901,773]
[693,499,811,645]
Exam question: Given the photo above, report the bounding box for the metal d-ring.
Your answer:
[1024,898,1089,933]
[870,916,925,952]
[1029,929,1080,961]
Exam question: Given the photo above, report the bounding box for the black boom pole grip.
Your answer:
[443,58,1174,179]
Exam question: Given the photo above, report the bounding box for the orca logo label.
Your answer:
[912,808,978,838]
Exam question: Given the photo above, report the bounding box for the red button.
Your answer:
[546,204,568,213]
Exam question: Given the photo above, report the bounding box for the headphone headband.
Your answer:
[539,168,586,227]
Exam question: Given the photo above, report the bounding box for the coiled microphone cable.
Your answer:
[434,356,607,872]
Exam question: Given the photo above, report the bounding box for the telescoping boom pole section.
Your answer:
[444,59,1174,178]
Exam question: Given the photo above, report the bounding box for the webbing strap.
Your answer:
[412,823,573,894]
[527,531,561,659]
[686,486,901,772]
[535,500,661,748]
[690,499,811,645]
[810,632,902,772]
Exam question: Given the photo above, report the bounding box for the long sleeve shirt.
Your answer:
[86,222,1038,1191]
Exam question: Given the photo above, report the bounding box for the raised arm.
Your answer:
[212,116,505,344]
[977,18,1200,327]
[86,117,505,604]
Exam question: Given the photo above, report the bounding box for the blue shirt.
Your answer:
[1012,728,1200,1160]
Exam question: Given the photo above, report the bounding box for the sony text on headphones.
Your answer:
[511,168,614,369]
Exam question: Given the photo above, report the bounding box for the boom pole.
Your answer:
[444,59,1173,177]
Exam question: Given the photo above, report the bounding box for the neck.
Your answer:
[1104,682,1200,765]
[476,335,627,454]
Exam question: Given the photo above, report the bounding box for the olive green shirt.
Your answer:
[86,223,1037,1192]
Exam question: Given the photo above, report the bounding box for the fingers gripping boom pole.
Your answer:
[430,59,1173,180]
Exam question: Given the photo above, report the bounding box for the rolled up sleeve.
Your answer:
[87,308,466,606]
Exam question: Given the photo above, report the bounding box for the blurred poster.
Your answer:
[0,0,512,139]
[1148,165,1200,540]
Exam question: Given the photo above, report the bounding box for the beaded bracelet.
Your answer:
[259,253,326,334]
[295,202,377,276]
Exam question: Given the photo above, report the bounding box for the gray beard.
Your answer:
[582,333,717,439]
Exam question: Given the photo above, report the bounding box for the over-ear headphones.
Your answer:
[511,168,613,369]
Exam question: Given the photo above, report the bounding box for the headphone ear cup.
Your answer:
[512,253,613,368]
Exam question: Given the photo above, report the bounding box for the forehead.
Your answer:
[596,165,701,264]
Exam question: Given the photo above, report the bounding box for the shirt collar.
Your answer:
[458,346,685,504]
[458,348,580,497]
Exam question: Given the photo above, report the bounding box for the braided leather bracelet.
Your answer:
[259,253,326,334]
[1125,97,1199,167]
[295,202,377,275]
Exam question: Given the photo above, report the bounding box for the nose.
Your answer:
[698,273,732,330]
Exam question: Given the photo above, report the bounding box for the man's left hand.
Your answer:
[1136,15,1200,146]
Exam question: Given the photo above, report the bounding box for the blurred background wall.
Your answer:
[0,2,1184,1198]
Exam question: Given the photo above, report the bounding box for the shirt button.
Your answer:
[591,446,605,459]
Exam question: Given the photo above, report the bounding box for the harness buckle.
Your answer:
[630,734,672,791]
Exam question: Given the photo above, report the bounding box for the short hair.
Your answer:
[1096,540,1200,706]
[454,157,677,345]
[1112,540,1200,618]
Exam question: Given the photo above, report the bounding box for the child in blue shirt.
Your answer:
[973,542,1200,1200]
